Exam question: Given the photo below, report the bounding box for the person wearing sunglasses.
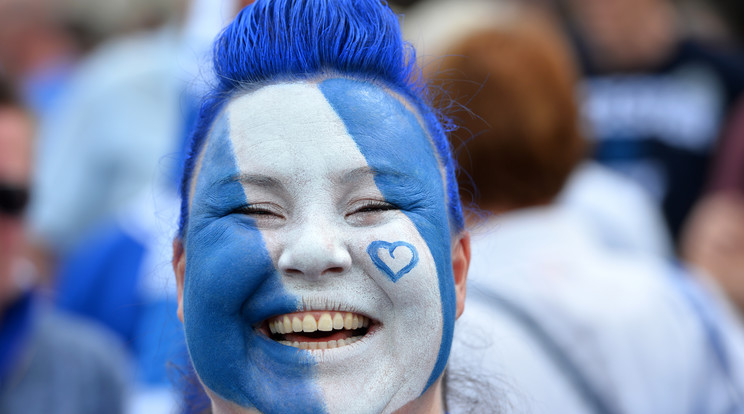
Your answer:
[0,79,32,309]
[0,76,129,414]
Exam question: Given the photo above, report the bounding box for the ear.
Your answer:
[172,238,187,323]
[451,232,471,319]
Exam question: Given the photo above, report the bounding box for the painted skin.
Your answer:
[174,79,468,414]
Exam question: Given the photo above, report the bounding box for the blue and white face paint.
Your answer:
[181,80,456,414]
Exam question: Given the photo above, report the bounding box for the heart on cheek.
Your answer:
[367,241,419,283]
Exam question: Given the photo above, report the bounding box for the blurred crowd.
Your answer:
[1,0,744,413]
[0,0,247,413]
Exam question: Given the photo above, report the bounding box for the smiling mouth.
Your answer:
[262,311,374,350]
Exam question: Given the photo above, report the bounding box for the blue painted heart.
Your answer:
[367,241,419,283]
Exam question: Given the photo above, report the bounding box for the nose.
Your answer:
[276,220,352,279]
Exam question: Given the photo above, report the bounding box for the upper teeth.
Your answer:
[269,312,370,335]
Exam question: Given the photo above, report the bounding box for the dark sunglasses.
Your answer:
[0,183,29,216]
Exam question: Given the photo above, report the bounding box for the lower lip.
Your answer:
[276,335,362,350]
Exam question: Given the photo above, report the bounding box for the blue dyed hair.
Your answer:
[178,0,464,237]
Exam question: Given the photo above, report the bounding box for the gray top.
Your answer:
[0,308,130,414]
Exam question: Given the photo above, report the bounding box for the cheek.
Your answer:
[356,219,444,342]
[355,222,445,408]
[181,221,274,383]
[358,215,455,398]
[185,220,273,311]
[182,218,319,410]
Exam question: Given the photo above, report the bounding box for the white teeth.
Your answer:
[292,317,302,332]
[318,313,333,332]
[270,312,370,335]
[268,312,369,335]
[344,313,353,330]
[267,312,372,350]
[302,315,317,332]
[333,313,344,330]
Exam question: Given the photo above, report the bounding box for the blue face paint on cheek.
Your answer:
[367,240,419,283]
[183,115,326,413]
[319,79,456,392]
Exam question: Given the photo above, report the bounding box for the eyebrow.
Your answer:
[220,173,286,190]
[217,167,411,191]
[337,166,409,184]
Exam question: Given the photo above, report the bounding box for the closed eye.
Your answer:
[232,204,285,220]
[349,200,396,215]
[345,199,397,226]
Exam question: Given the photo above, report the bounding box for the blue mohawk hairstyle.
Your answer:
[178,0,464,236]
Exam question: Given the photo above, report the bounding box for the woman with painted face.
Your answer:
[171,1,471,413]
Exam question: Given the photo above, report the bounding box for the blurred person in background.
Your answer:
[554,0,744,245]
[0,0,185,127]
[404,0,673,257]
[678,0,744,316]
[0,0,81,117]
[26,0,190,263]
[681,88,744,316]
[31,1,249,412]
[0,74,128,414]
[426,7,744,413]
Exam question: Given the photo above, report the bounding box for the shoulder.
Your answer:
[460,249,744,413]
[0,310,130,414]
[35,310,131,367]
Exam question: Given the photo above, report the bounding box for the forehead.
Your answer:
[201,79,442,183]
[226,82,365,178]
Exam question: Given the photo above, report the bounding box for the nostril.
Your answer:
[323,266,345,275]
[282,266,345,278]
[284,268,303,276]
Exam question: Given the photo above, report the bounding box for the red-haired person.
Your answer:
[431,10,744,414]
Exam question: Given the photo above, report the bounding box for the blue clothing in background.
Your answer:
[56,224,144,342]
[0,292,35,386]
[55,210,186,386]
[0,292,129,414]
